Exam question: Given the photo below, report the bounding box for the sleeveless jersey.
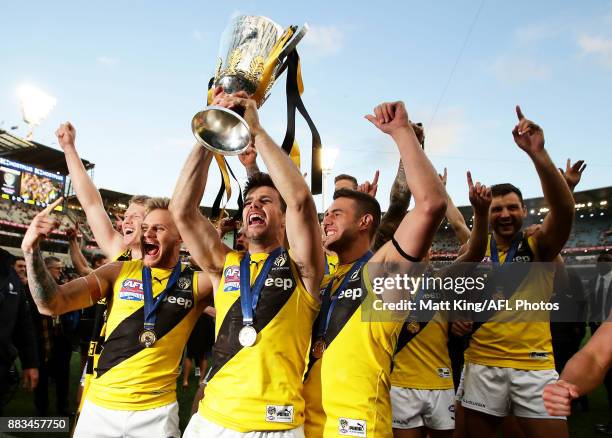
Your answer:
[464,234,556,370]
[325,253,338,276]
[86,260,200,409]
[78,249,134,414]
[303,262,403,438]
[391,310,453,390]
[198,249,319,432]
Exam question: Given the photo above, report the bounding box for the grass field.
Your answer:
[2,352,610,437]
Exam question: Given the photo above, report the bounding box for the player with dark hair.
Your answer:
[171,88,323,437]
[303,100,447,437]
[458,107,575,438]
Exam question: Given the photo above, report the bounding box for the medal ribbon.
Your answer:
[490,232,523,268]
[239,247,284,327]
[142,262,182,332]
[316,251,373,339]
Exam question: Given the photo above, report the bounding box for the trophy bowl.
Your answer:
[192,15,307,155]
[192,105,251,156]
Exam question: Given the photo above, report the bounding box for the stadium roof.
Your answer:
[99,188,134,206]
[454,185,612,216]
[0,129,94,174]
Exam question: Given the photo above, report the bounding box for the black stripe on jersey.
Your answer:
[84,250,132,374]
[471,235,535,334]
[304,266,367,380]
[207,254,298,382]
[95,268,195,378]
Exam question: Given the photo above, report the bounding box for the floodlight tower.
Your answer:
[16,84,57,139]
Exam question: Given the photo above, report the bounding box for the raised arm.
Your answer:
[455,172,491,262]
[440,168,471,246]
[560,159,586,193]
[511,106,574,261]
[67,224,93,276]
[215,93,324,296]
[169,144,229,276]
[366,102,447,264]
[21,200,118,315]
[56,123,124,258]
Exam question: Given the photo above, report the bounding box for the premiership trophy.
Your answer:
[192,15,308,155]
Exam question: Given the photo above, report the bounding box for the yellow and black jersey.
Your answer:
[199,249,319,432]
[303,263,403,438]
[464,234,556,370]
[391,310,453,390]
[86,260,201,410]
[325,253,338,276]
[79,248,135,414]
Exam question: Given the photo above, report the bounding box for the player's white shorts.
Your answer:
[459,362,565,419]
[390,386,455,430]
[74,399,179,438]
[183,413,305,438]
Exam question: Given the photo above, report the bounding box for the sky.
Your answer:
[1,0,611,212]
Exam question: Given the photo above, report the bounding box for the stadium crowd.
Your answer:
[0,94,611,438]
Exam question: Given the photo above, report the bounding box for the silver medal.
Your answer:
[238,325,257,347]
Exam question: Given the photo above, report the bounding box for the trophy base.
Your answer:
[192,106,251,156]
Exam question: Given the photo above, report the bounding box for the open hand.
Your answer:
[560,159,586,191]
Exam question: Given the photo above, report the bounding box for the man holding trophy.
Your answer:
[171,15,323,438]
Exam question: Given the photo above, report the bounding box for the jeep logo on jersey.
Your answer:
[513,255,532,262]
[119,279,144,301]
[274,252,288,267]
[264,277,294,291]
[177,276,191,290]
[337,287,363,300]
[163,294,193,309]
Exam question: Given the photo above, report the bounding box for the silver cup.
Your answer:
[192,15,307,155]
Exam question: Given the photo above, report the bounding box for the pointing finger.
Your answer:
[372,170,380,186]
[516,105,525,121]
[41,197,63,215]
[467,171,474,189]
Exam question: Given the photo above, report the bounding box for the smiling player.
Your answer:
[22,197,213,438]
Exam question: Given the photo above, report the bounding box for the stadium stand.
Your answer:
[1,130,610,264]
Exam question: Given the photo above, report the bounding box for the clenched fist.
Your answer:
[55,122,76,150]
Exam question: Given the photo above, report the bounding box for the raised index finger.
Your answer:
[466,171,474,189]
[516,105,525,121]
[372,170,380,186]
[41,197,63,215]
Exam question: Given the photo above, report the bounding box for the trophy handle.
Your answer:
[258,24,309,106]
[279,24,309,63]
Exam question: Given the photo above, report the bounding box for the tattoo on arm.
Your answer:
[387,160,411,218]
[372,161,412,252]
[25,248,59,309]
